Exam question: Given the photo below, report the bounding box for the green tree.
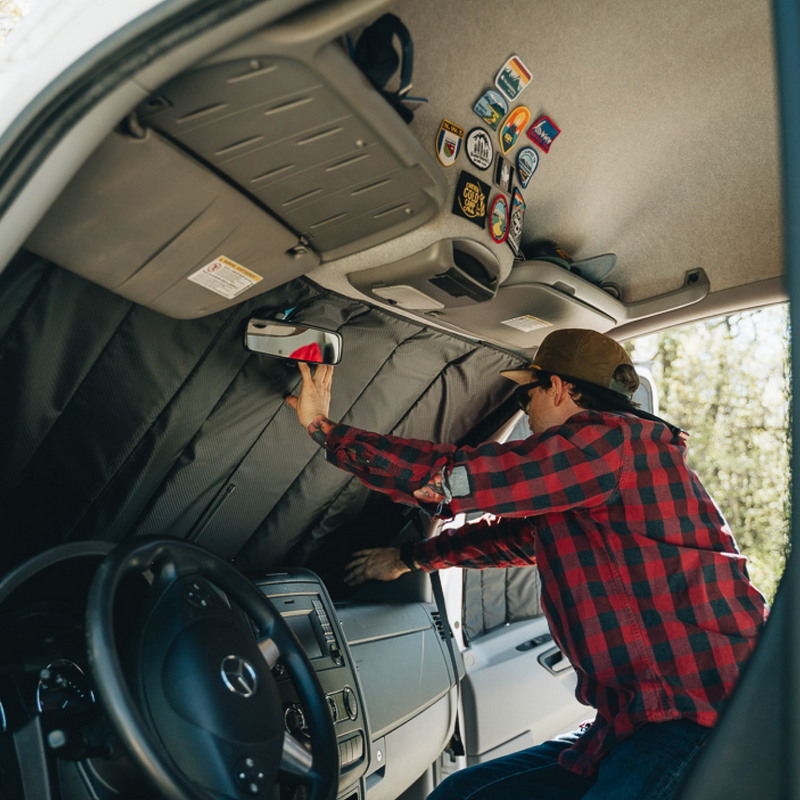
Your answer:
[627,305,791,602]
[0,0,33,44]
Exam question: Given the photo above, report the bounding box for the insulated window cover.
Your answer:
[0,252,522,586]
[462,566,543,643]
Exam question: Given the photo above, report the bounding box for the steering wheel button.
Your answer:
[235,756,267,795]
[184,580,215,609]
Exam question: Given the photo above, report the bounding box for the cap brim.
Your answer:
[499,365,542,385]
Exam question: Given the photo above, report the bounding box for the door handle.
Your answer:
[516,633,553,652]
[537,645,572,675]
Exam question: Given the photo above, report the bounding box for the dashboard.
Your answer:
[2,609,95,726]
[0,543,457,800]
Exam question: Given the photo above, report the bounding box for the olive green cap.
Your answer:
[500,328,637,399]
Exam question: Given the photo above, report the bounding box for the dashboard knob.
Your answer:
[343,687,358,721]
[327,695,339,722]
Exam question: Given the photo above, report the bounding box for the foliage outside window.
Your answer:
[0,0,34,44]
[626,305,791,603]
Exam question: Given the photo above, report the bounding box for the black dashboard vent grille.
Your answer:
[431,610,451,641]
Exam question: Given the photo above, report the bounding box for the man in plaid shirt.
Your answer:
[287,328,768,800]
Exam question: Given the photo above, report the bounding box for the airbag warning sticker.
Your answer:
[188,256,263,299]
[501,315,552,333]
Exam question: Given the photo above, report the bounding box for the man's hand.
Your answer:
[285,362,334,429]
[344,548,411,587]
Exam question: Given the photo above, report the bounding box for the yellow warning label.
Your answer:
[188,256,263,300]
[500,315,552,334]
[216,255,263,283]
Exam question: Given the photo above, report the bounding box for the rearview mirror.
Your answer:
[244,318,342,365]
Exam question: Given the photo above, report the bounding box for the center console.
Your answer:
[257,569,459,800]
[256,570,369,800]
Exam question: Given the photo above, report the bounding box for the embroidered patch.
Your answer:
[507,187,526,256]
[516,147,539,188]
[498,106,530,156]
[436,119,465,167]
[495,55,533,102]
[490,194,509,243]
[465,128,494,171]
[527,116,561,153]
[494,155,515,193]
[473,89,509,131]
[452,171,490,228]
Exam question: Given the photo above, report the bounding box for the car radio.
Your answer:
[256,569,369,797]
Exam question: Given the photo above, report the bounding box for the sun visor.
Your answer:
[134,44,448,262]
[24,130,320,319]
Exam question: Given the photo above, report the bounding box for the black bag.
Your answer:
[353,14,415,123]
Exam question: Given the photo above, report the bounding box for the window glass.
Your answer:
[626,304,791,603]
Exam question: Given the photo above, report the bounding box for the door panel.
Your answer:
[456,583,589,763]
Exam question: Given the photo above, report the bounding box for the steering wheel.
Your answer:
[85,538,338,800]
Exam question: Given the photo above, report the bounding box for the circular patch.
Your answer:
[489,194,509,243]
[465,128,494,171]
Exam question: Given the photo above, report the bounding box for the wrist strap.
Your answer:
[399,541,421,571]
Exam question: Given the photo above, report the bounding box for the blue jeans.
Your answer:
[428,720,710,800]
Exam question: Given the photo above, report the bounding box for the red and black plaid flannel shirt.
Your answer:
[322,410,769,776]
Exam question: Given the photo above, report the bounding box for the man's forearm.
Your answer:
[410,516,537,571]
[307,415,335,446]
[305,419,457,513]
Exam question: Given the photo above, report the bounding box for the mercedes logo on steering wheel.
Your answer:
[220,655,259,698]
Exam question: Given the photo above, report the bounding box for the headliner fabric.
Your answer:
[0,251,523,587]
[315,0,782,317]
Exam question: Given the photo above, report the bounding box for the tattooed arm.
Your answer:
[413,469,448,504]
[287,361,457,512]
[307,415,335,446]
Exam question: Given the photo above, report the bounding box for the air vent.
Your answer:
[431,610,452,642]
